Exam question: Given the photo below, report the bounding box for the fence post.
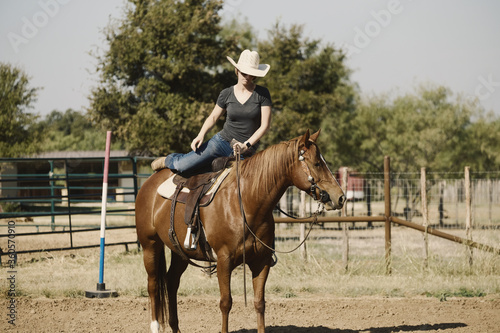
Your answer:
[65,159,74,249]
[420,167,429,269]
[299,190,307,260]
[439,181,444,227]
[488,179,492,225]
[384,156,392,275]
[49,160,55,231]
[132,156,139,201]
[341,167,349,272]
[465,166,473,268]
[366,181,372,228]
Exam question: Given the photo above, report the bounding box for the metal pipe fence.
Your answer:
[0,156,154,260]
[1,155,499,270]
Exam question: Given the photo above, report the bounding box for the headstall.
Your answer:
[298,148,331,204]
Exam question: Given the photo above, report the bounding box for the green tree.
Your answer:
[462,112,500,172]
[220,18,256,51]
[0,62,40,157]
[89,0,242,156]
[257,22,356,147]
[35,109,124,151]
[331,85,483,173]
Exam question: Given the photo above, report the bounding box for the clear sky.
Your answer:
[1,0,499,117]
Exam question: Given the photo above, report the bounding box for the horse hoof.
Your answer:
[150,320,160,333]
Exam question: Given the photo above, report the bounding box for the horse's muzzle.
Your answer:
[338,195,346,208]
[324,194,345,211]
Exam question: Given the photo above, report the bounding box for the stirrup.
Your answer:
[183,226,197,250]
[270,252,278,267]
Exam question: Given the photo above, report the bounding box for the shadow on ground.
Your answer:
[233,322,467,332]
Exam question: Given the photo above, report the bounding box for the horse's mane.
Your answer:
[238,137,300,195]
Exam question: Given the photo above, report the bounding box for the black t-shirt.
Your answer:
[217,85,272,146]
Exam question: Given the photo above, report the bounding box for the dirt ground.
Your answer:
[1,296,499,333]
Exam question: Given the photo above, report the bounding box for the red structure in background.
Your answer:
[337,167,365,201]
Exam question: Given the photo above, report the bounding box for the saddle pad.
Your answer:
[157,168,232,206]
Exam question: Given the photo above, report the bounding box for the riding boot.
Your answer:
[151,157,167,171]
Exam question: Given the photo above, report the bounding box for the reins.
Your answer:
[246,205,323,255]
[234,147,324,306]
[235,148,248,306]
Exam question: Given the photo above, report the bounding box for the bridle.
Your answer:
[298,148,332,204]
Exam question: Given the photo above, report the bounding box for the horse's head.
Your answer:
[291,129,345,211]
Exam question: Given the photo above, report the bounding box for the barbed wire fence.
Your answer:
[274,165,500,272]
[277,169,500,230]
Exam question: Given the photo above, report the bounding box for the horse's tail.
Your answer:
[157,246,168,326]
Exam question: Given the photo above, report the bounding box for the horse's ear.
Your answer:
[309,129,321,143]
[300,129,311,148]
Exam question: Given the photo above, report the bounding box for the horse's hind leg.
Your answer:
[142,237,168,333]
[166,251,188,333]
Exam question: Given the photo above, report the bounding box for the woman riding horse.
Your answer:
[135,129,345,333]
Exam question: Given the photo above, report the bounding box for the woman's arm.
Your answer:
[191,105,225,151]
[233,105,272,152]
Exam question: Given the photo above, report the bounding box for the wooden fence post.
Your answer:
[465,166,473,268]
[438,181,444,227]
[420,167,429,269]
[341,167,349,272]
[299,190,307,260]
[488,179,492,225]
[384,156,392,275]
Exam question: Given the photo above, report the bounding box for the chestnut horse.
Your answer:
[135,129,345,333]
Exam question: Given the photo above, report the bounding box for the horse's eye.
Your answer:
[314,162,321,167]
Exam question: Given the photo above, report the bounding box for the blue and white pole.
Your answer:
[98,131,111,287]
[85,131,117,298]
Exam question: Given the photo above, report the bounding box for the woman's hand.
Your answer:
[191,135,204,152]
[232,141,249,154]
[191,105,225,152]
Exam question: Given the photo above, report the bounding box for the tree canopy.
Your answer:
[321,84,500,173]
[34,109,124,152]
[82,0,500,172]
[0,62,40,157]
[256,23,356,147]
[88,0,355,156]
[89,0,241,156]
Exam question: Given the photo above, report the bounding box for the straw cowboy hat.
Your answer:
[227,49,270,77]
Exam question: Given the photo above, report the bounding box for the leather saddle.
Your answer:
[158,156,233,207]
[164,157,234,257]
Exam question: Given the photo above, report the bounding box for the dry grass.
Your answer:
[1,226,499,300]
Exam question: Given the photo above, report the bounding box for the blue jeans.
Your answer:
[164,133,233,173]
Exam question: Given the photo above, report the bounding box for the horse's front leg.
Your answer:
[166,251,189,333]
[250,260,271,333]
[216,256,233,333]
